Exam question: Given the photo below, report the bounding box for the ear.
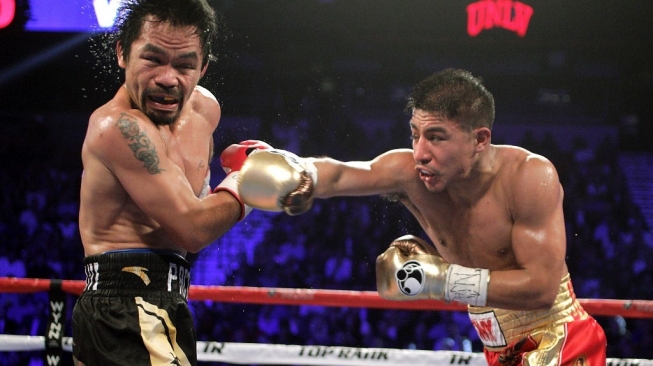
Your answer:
[474,127,491,152]
[199,62,209,79]
[116,41,126,69]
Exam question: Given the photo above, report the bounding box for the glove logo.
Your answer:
[395,260,425,296]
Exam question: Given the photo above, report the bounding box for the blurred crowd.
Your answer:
[1,113,653,365]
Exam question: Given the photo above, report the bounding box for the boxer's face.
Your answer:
[410,109,478,192]
[118,17,207,126]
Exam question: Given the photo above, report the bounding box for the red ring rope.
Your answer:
[2,277,652,318]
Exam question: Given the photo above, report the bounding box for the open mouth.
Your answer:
[416,167,441,187]
[149,95,179,105]
[417,168,435,178]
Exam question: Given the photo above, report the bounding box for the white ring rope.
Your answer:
[0,335,651,366]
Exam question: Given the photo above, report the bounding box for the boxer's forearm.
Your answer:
[310,158,392,198]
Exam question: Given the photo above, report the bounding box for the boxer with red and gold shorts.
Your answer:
[374,235,607,366]
[235,69,610,365]
[469,275,606,366]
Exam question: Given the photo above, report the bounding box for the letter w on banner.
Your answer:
[45,280,66,366]
[93,0,123,28]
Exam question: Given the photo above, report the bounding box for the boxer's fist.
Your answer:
[238,149,318,216]
[376,235,450,301]
[214,140,273,220]
[220,140,273,174]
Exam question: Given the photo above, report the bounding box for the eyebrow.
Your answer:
[142,43,200,61]
[409,122,446,132]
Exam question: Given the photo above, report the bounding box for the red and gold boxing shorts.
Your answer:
[468,275,607,365]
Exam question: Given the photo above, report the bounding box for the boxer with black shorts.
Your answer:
[73,250,195,365]
[237,69,607,365]
[74,1,272,365]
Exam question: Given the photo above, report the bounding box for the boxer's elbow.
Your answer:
[163,216,217,254]
[501,278,559,311]
[527,282,559,310]
[505,290,556,311]
[180,238,209,254]
[532,291,558,310]
[173,198,240,253]
[168,230,211,254]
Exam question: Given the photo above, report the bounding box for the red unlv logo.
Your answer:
[466,0,533,37]
[0,0,15,29]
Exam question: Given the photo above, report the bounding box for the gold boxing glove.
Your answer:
[238,149,318,216]
[376,235,490,306]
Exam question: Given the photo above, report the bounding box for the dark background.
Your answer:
[1,0,652,158]
[1,1,653,364]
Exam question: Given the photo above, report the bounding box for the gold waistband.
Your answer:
[468,274,587,350]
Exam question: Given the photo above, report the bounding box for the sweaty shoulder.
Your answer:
[84,91,149,166]
[373,149,416,178]
[497,145,562,212]
[189,85,221,129]
[372,148,421,191]
[500,145,556,179]
[494,143,541,163]
[375,148,414,165]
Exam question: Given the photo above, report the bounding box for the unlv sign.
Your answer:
[466,0,534,37]
[0,0,15,29]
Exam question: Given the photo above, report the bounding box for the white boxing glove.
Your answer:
[238,149,318,216]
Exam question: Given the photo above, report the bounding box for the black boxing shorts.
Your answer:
[72,249,196,366]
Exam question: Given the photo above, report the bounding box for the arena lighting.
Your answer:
[9,0,123,32]
[0,33,90,87]
[93,0,122,28]
[0,0,15,29]
[466,0,534,37]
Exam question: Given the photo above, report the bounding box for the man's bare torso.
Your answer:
[399,146,551,271]
[78,86,214,256]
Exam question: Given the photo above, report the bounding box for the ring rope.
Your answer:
[2,277,653,318]
[2,276,653,364]
[1,334,652,365]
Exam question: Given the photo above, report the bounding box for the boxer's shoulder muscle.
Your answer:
[496,146,562,217]
[189,85,221,130]
[371,149,417,181]
[87,102,161,173]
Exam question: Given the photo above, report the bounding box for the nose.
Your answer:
[154,65,179,89]
[413,137,431,165]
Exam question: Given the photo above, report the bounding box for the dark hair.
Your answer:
[406,68,495,131]
[112,0,219,67]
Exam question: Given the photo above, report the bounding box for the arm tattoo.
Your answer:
[115,112,165,174]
